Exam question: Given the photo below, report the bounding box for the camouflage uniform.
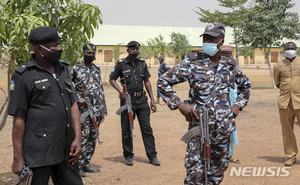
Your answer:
[71,62,107,169]
[157,52,251,185]
[157,61,170,97]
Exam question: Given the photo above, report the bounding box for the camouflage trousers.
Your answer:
[184,132,230,185]
[78,115,99,169]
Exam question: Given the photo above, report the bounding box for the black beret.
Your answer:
[126,41,140,48]
[83,43,96,51]
[29,27,60,45]
[200,23,225,38]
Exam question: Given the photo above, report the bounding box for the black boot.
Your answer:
[82,165,101,173]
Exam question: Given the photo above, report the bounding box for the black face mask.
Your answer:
[40,45,62,63]
[129,50,140,57]
[84,55,96,63]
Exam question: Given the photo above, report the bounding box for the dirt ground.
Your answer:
[1,65,300,185]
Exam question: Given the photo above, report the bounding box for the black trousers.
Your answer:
[120,95,157,160]
[30,160,83,185]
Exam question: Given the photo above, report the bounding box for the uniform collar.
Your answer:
[26,54,64,69]
[125,56,140,63]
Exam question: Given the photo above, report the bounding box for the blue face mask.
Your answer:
[202,39,223,56]
[157,60,160,63]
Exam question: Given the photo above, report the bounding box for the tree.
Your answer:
[146,34,169,57]
[238,45,254,65]
[237,0,300,88]
[139,43,155,68]
[195,0,248,65]
[168,32,192,61]
[108,43,125,63]
[0,0,102,93]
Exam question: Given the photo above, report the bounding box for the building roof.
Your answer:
[90,25,300,48]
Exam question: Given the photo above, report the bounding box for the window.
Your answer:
[98,49,102,53]
[244,56,247,59]
[250,56,253,59]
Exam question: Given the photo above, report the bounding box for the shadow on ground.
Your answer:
[257,156,287,164]
[104,155,149,164]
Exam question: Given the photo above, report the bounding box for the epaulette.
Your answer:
[187,52,208,61]
[138,58,145,62]
[222,56,236,67]
[15,64,28,74]
[60,59,70,66]
[117,59,125,63]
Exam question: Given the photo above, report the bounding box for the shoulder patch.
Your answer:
[60,60,70,66]
[15,64,28,74]
[187,52,208,61]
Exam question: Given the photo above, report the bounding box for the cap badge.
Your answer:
[207,24,214,30]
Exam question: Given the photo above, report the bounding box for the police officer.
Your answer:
[156,56,170,104]
[71,43,107,176]
[158,23,251,184]
[109,41,160,166]
[273,42,300,166]
[8,27,83,185]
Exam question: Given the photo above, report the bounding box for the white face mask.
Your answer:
[285,50,297,59]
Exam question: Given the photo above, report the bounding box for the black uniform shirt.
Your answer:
[8,54,77,168]
[109,56,150,92]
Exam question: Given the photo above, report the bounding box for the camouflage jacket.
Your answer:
[158,62,170,77]
[71,63,107,119]
[157,54,251,133]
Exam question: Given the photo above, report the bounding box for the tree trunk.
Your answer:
[265,47,276,89]
[234,27,239,66]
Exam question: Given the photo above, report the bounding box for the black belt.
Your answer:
[128,91,145,97]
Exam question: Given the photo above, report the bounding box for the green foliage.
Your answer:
[146,34,169,57]
[195,0,247,28]
[0,0,102,76]
[139,43,154,60]
[237,0,300,50]
[168,32,192,59]
[108,43,125,63]
[238,45,254,56]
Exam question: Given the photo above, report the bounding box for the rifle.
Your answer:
[116,84,135,138]
[181,107,211,185]
[80,85,102,145]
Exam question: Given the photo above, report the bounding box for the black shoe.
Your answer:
[79,170,87,177]
[125,157,133,166]
[82,165,101,173]
[150,157,161,166]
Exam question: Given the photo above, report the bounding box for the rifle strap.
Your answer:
[86,69,94,95]
[203,68,223,107]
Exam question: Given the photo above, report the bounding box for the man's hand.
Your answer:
[178,103,199,123]
[12,157,25,176]
[150,100,157,113]
[100,116,105,124]
[77,98,87,106]
[231,104,240,118]
[68,139,81,165]
[119,90,126,102]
